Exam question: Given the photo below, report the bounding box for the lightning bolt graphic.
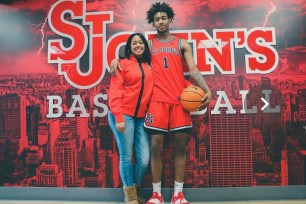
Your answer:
[279,10,288,57]
[131,0,140,32]
[37,16,48,56]
[27,16,48,55]
[132,9,137,32]
[263,1,276,27]
[131,0,145,32]
[262,1,288,69]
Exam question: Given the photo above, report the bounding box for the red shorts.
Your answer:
[144,101,192,132]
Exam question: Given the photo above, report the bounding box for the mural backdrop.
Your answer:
[0,0,305,188]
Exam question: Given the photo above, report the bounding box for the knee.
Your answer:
[150,142,162,157]
[175,149,186,157]
[136,148,150,165]
[174,142,187,156]
[139,158,149,170]
[120,154,133,164]
[142,151,150,166]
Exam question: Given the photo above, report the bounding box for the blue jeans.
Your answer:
[108,112,150,187]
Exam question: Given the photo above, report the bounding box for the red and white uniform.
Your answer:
[109,55,153,123]
[150,36,190,104]
[145,36,192,132]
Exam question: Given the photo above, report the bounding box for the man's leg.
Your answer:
[146,133,165,204]
[173,131,188,183]
[145,101,169,204]
[170,130,190,204]
[150,133,164,183]
[169,103,191,185]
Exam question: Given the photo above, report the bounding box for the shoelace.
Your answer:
[151,192,160,198]
[148,192,162,202]
[175,192,187,203]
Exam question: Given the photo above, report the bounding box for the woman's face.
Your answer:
[131,35,145,58]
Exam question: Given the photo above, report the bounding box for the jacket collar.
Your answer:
[129,54,145,64]
[129,54,138,62]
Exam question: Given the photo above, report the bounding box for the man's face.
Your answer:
[152,12,171,33]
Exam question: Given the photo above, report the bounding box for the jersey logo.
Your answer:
[145,113,154,124]
[151,47,180,56]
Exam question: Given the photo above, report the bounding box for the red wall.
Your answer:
[0,0,305,188]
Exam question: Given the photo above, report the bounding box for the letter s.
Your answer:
[48,0,86,62]
[245,28,279,74]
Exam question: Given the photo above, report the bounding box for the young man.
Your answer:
[144,2,211,204]
[111,2,212,204]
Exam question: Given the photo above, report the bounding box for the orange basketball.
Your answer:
[179,85,205,112]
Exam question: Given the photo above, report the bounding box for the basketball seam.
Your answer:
[180,99,203,102]
[182,90,204,97]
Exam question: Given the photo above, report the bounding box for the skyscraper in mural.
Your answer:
[0,94,27,162]
[54,131,78,187]
[210,102,253,187]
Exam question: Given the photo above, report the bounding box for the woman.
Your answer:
[108,33,153,204]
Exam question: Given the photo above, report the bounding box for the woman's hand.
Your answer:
[110,59,121,76]
[116,121,125,132]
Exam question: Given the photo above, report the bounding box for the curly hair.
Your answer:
[146,2,175,24]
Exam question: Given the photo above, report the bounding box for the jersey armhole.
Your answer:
[178,38,185,59]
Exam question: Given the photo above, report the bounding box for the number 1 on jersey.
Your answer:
[163,57,169,69]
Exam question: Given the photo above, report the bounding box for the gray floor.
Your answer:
[1,186,306,203]
[0,201,306,204]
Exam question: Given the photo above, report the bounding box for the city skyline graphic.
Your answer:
[0,0,305,188]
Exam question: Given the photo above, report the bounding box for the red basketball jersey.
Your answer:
[150,36,189,104]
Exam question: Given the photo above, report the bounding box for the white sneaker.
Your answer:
[146,192,164,204]
[170,192,190,204]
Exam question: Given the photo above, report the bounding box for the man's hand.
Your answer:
[110,59,121,76]
[198,90,212,111]
[116,121,125,132]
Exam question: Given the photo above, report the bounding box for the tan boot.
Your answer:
[123,186,139,204]
[136,186,147,204]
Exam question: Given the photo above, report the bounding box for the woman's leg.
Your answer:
[108,112,135,187]
[133,117,150,185]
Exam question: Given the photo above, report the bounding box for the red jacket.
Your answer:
[109,55,153,122]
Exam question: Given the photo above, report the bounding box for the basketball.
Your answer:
[179,85,205,112]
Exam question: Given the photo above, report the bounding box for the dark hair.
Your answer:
[125,33,151,65]
[146,2,175,24]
